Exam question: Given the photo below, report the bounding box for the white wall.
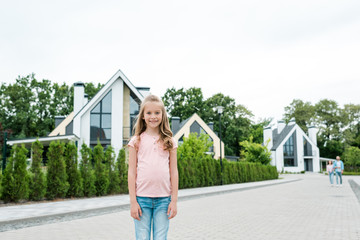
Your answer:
[111,80,124,155]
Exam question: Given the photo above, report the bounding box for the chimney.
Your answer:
[55,116,65,128]
[83,93,89,106]
[277,120,285,134]
[208,122,214,131]
[263,126,273,150]
[136,87,151,98]
[74,82,85,115]
[289,118,296,126]
[308,126,318,146]
[171,117,181,134]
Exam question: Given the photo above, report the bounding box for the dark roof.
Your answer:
[173,116,191,135]
[271,124,295,151]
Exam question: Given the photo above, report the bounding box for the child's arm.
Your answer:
[167,148,178,219]
[128,146,142,220]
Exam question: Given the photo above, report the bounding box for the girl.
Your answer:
[326,160,334,186]
[128,94,178,240]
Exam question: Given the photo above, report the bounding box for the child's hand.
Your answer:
[130,202,142,221]
[167,201,177,219]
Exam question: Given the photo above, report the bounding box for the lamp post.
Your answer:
[215,106,224,185]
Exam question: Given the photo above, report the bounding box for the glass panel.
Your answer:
[102,128,111,139]
[90,114,100,128]
[91,102,101,113]
[102,91,112,113]
[102,114,111,128]
[90,127,101,140]
[130,95,140,115]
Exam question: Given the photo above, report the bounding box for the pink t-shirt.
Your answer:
[128,132,178,197]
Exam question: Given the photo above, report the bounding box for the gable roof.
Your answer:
[48,112,74,136]
[74,69,144,119]
[173,113,220,142]
[271,124,295,151]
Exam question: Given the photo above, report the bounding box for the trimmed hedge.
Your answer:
[177,133,278,189]
[1,134,278,202]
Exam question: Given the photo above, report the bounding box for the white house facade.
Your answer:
[263,119,320,173]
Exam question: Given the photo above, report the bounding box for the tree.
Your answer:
[1,145,29,202]
[80,143,96,197]
[93,142,109,196]
[0,75,104,140]
[162,87,210,121]
[342,104,360,148]
[205,93,253,156]
[284,99,315,132]
[343,146,360,171]
[249,118,272,144]
[240,137,271,165]
[46,141,69,199]
[29,140,46,201]
[105,145,120,194]
[116,148,128,193]
[65,142,82,197]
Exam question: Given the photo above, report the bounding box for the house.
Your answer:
[263,119,320,173]
[171,113,225,159]
[7,69,148,159]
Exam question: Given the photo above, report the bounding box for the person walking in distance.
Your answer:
[326,160,334,187]
[333,156,344,187]
[128,94,178,240]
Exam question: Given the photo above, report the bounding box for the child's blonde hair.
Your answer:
[132,94,173,150]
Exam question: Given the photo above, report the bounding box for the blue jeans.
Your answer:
[135,196,171,240]
[328,171,334,184]
[335,172,342,184]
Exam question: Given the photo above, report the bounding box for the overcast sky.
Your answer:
[1,0,359,123]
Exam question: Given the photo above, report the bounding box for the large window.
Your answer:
[303,137,312,156]
[283,132,297,167]
[190,121,214,153]
[130,93,140,136]
[90,91,112,148]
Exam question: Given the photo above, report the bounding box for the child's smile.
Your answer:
[143,102,163,130]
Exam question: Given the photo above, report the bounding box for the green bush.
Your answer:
[1,144,29,202]
[105,146,120,194]
[93,142,109,196]
[80,143,96,197]
[116,148,128,193]
[29,140,46,201]
[240,137,271,165]
[65,142,82,198]
[46,141,69,199]
[177,133,278,189]
[342,171,360,175]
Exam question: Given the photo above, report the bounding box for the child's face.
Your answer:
[143,101,163,130]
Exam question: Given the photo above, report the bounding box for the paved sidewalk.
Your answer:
[1,174,359,239]
[0,177,297,231]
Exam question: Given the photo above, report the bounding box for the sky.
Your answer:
[1,0,360,123]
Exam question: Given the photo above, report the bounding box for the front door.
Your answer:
[304,158,313,171]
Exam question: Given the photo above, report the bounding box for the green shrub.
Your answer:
[177,133,278,189]
[65,142,82,198]
[342,171,360,175]
[93,142,109,196]
[29,140,46,201]
[105,146,120,194]
[240,137,271,165]
[46,141,69,199]
[80,143,96,197]
[1,144,29,202]
[116,148,128,193]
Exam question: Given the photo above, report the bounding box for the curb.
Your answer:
[349,179,360,203]
[0,178,300,232]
